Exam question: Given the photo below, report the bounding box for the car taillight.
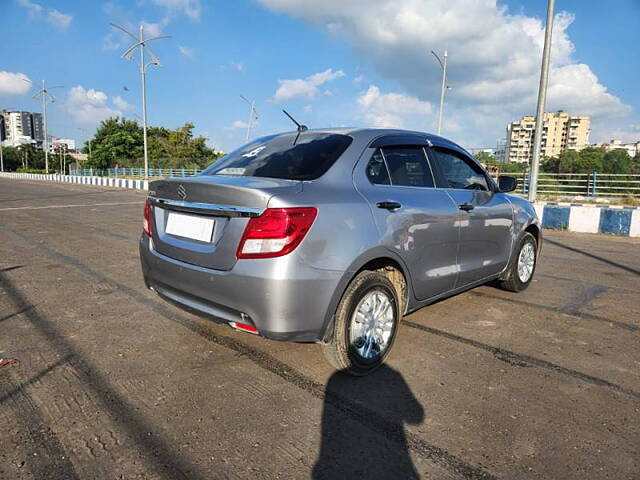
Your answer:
[237,207,317,259]
[143,199,153,237]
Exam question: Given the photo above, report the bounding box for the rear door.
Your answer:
[354,140,460,301]
[427,146,513,287]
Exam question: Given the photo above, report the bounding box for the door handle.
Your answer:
[459,203,474,212]
[376,201,402,211]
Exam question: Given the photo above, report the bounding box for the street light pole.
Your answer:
[528,0,555,202]
[139,25,150,180]
[240,95,258,142]
[42,80,48,173]
[432,50,448,135]
[31,80,62,174]
[110,22,171,181]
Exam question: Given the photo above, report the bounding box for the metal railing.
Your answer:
[70,167,202,178]
[509,171,640,198]
[69,168,640,199]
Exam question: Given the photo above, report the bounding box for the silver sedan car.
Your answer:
[139,128,541,375]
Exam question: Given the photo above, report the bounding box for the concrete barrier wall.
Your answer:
[1,172,638,237]
[0,172,148,191]
[538,202,639,237]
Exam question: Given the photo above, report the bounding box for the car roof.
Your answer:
[278,127,473,158]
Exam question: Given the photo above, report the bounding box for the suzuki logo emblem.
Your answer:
[177,184,187,200]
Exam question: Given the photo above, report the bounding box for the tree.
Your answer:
[542,148,605,174]
[602,149,632,174]
[0,145,47,171]
[84,118,144,169]
[0,147,21,171]
[491,162,528,173]
[147,122,221,169]
[83,117,223,170]
[474,151,495,165]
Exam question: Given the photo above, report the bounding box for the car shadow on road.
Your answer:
[545,237,640,276]
[312,364,424,479]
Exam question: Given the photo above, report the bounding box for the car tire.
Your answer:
[497,232,538,292]
[322,271,400,376]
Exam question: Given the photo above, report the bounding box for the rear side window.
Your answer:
[203,133,353,181]
[432,148,489,191]
[366,149,390,185]
[367,147,435,188]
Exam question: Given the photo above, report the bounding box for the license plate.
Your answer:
[165,211,214,242]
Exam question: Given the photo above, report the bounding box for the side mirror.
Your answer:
[498,175,517,193]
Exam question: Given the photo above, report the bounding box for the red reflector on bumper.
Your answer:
[229,322,259,334]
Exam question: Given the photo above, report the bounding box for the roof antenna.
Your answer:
[282,109,308,145]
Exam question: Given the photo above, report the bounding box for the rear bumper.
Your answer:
[139,234,344,342]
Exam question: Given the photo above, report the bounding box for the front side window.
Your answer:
[432,148,489,191]
[203,133,353,181]
[367,146,435,188]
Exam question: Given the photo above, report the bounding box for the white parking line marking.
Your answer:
[0,201,141,212]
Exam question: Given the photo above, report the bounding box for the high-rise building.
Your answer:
[0,110,45,148]
[505,111,590,163]
[29,113,44,146]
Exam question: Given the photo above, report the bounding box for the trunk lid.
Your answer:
[148,175,302,270]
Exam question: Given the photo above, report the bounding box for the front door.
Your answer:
[354,145,461,301]
[428,146,514,287]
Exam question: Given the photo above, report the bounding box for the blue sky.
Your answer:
[1,0,639,152]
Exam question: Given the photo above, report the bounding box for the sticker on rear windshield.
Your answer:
[241,145,266,158]
[217,167,246,175]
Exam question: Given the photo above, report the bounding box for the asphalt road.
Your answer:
[1,178,639,480]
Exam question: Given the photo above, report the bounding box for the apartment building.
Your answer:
[506,111,590,163]
[0,110,44,148]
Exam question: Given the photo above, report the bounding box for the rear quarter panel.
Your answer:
[267,182,381,272]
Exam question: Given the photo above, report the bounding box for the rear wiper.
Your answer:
[282,109,308,145]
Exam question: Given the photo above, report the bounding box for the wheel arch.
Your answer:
[320,248,412,342]
[524,222,542,252]
[499,221,541,281]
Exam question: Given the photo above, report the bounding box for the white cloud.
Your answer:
[219,61,245,72]
[179,45,194,59]
[112,95,132,111]
[142,18,169,37]
[230,61,244,72]
[274,68,345,102]
[232,120,249,129]
[358,85,431,128]
[0,71,32,95]
[258,0,634,147]
[66,86,121,125]
[303,104,312,113]
[17,0,41,17]
[103,33,125,51]
[150,0,201,21]
[17,0,72,30]
[47,9,72,29]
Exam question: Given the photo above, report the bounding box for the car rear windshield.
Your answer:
[202,132,353,181]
